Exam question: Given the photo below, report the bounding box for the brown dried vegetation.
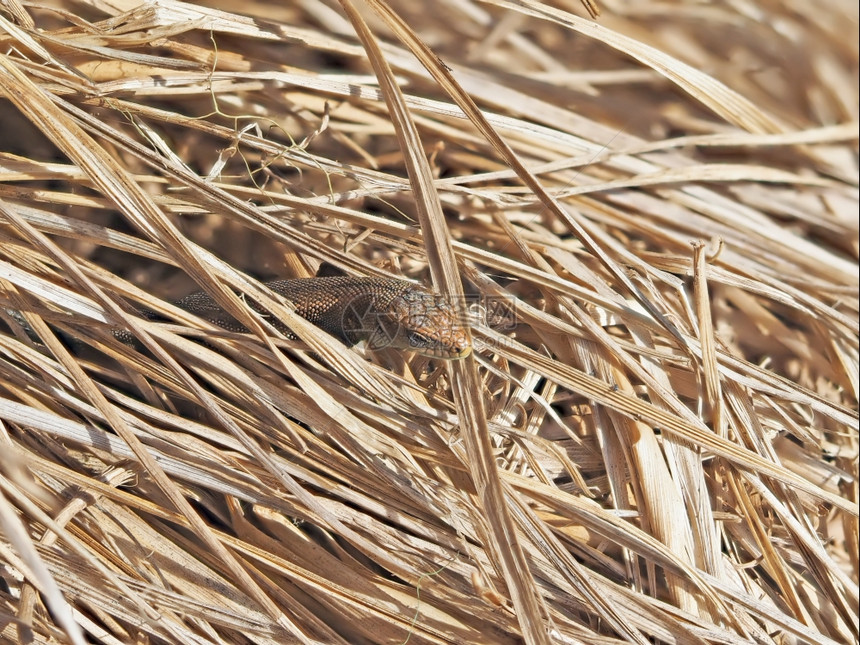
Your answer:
[0,1,857,644]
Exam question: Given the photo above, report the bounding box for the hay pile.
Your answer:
[0,0,857,643]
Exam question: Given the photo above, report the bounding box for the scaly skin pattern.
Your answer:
[171,276,472,359]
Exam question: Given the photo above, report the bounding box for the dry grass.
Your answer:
[0,0,857,643]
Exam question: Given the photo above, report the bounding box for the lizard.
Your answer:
[134,263,472,360]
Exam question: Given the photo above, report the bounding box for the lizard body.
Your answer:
[164,273,472,360]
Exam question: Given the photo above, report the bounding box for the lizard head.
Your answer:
[366,286,472,359]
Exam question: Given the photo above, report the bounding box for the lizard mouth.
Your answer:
[413,340,472,360]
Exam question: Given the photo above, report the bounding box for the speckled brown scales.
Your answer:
[168,275,472,360]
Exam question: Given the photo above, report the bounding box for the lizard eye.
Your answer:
[408,331,431,348]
